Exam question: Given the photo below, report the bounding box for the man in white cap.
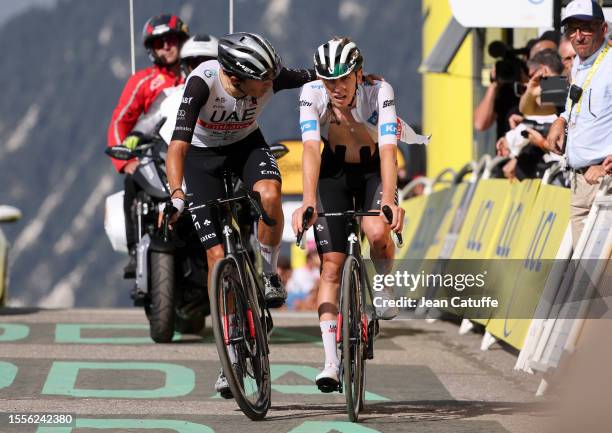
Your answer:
[546,0,611,247]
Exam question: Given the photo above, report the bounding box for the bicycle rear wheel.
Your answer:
[340,256,366,422]
[210,256,271,420]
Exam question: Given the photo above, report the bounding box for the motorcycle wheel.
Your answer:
[147,251,176,343]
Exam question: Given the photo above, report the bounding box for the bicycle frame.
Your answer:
[213,170,272,353]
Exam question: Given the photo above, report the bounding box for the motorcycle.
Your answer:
[105,127,209,343]
[104,118,289,344]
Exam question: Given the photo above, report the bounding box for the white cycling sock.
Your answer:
[260,242,280,274]
[320,320,339,367]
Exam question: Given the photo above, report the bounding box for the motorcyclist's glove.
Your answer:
[122,133,142,150]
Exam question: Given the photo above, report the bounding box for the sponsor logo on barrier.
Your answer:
[495,203,523,257]
[524,211,555,272]
[467,200,494,252]
[300,120,317,133]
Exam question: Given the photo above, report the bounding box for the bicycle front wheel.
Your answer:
[210,256,271,420]
[340,256,366,422]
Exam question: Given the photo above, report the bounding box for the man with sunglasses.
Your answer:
[107,14,189,278]
[546,0,612,247]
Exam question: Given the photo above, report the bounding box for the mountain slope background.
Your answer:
[0,0,422,307]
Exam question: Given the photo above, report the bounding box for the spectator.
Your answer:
[528,30,561,59]
[559,35,577,76]
[546,0,612,247]
[277,256,293,287]
[603,155,612,174]
[519,49,565,116]
[285,240,320,309]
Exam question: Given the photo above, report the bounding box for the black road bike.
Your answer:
[297,205,402,422]
[188,169,275,420]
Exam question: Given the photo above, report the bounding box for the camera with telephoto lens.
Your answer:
[520,119,552,138]
[488,41,528,85]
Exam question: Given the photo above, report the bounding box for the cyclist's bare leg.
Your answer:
[317,251,345,380]
[362,213,394,273]
[252,179,283,246]
[206,245,225,289]
[362,214,398,318]
[318,252,346,321]
[252,179,284,276]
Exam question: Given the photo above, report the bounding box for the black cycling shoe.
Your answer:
[263,273,287,308]
[123,252,136,279]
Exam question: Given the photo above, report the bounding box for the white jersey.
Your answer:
[299,80,398,147]
[172,60,315,148]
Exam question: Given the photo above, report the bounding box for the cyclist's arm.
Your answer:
[167,76,210,198]
[376,81,399,206]
[299,84,324,206]
[273,67,317,93]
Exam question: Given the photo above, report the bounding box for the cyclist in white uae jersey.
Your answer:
[166,32,316,398]
[291,37,405,392]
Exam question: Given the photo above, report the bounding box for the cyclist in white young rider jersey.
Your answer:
[291,37,404,392]
[165,32,317,398]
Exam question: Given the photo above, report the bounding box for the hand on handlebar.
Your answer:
[381,203,404,233]
[157,198,185,229]
[292,204,317,244]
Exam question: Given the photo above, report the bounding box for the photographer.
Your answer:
[474,42,528,139]
[546,0,612,247]
[519,49,566,117]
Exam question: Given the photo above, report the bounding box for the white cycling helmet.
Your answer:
[181,34,219,59]
[180,34,218,75]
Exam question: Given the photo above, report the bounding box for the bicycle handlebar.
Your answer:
[294,205,403,248]
[382,205,404,247]
[295,206,315,247]
[186,191,276,227]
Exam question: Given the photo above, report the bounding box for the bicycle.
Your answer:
[296,205,402,422]
[188,169,275,420]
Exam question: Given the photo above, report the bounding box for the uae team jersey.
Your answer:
[299,80,398,147]
[171,60,315,147]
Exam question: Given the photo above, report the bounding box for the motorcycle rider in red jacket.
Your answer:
[107,14,189,278]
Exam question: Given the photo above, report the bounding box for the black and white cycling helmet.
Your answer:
[314,38,363,79]
[217,32,282,80]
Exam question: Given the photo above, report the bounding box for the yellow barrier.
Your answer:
[486,183,570,349]
[430,179,513,316]
[468,179,541,325]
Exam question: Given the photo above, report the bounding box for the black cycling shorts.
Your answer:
[183,129,281,250]
[314,142,396,255]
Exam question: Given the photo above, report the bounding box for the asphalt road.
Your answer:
[0,308,552,433]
